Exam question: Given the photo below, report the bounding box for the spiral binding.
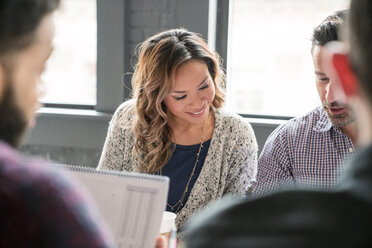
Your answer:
[49,163,169,182]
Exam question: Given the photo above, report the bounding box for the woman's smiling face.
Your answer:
[163,60,215,126]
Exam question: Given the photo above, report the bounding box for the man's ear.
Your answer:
[332,52,358,97]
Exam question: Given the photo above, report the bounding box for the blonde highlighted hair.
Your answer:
[131,28,225,173]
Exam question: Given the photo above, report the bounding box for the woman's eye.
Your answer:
[175,95,186,100]
[199,84,210,90]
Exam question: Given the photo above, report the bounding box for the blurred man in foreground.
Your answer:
[0,0,114,246]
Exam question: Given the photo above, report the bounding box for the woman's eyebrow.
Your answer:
[172,76,209,93]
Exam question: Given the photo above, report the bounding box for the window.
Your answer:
[41,0,97,106]
[226,0,350,117]
[27,1,126,153]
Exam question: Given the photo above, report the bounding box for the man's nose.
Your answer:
[325,79,337,103]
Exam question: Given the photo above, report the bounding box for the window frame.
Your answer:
[215,0,294,120]
[214,0,288,153]
[25,1,125,150]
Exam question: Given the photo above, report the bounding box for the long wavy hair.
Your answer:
[131,28,225,173]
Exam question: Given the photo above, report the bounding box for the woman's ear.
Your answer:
[332,52,359,97]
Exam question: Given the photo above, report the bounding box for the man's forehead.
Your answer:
[312,45,330,70]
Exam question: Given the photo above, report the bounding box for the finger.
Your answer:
[155,235,168,248]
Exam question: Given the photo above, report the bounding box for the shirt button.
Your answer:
[349,148,354,152]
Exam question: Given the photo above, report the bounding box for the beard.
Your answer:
[322,101,356,127]
[0,83,28,148]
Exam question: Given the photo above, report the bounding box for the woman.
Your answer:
[98,29,257,234]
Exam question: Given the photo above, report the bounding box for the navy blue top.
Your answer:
[161,139,211,213]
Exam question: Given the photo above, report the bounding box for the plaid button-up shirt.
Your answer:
[252,107,355,197]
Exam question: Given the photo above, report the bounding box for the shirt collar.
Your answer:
[313,107,333,132]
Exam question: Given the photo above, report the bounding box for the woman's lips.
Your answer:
[187,106,205,117]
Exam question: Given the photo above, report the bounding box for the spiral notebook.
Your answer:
[52,164,169,248]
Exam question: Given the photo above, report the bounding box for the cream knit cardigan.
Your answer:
[98,100,258,234]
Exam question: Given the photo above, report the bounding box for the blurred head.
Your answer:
[0,0,60,147]
[131,28,225,172]
[323,0,372,146]
[348,0,372,108]
[311,10,355,127]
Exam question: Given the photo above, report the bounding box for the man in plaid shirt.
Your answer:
[252,10,356,196]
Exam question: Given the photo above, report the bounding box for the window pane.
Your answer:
[227,0,350,117]
[41,0,97,105]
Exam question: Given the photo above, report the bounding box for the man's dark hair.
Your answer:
[0,0,60,57]
[311,10,349,52]
[349,0,372,107]
[0,0,60,147]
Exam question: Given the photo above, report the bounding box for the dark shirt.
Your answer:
[185,143,372,247]
[0,141,113,247]
[161,139,211,213]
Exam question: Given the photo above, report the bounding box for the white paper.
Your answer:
[55,165,169,248]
